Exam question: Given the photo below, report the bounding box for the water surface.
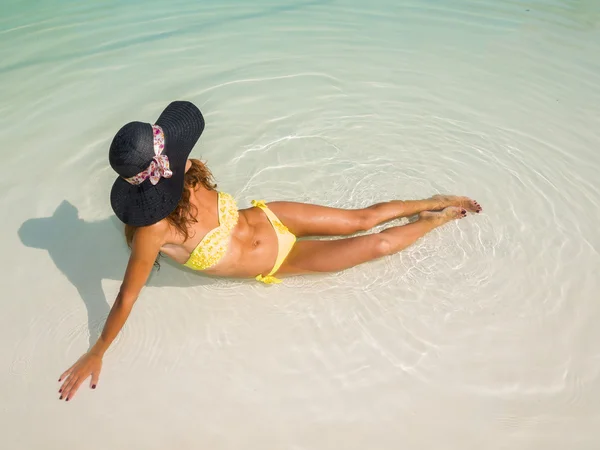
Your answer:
[2,1,600,449]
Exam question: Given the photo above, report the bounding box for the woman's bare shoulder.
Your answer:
[133,220,171,246]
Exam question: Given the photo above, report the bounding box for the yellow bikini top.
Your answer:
[184,192,239,271]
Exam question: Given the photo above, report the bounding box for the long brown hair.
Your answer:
[124,159,217,251]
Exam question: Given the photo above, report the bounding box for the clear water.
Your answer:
[2,1,600,449]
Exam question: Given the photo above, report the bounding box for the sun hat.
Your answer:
[109,101,205,226]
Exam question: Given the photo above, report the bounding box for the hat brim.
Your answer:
[110,101,205,227]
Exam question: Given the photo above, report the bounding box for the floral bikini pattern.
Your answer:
[184,192,240,271]
[124,125,173,186]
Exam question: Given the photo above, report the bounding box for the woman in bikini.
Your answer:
[58,101,482,401]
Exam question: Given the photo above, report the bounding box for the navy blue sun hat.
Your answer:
[108,101,205,226]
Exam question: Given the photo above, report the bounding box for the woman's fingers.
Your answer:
[58,366,73,383]
[64,377,84,401]
[59,372,75,396]
[90,369,100,389]
[58,353,102,401]
[61,375,79,401]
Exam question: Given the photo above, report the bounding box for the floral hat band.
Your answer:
[123,125,173,186]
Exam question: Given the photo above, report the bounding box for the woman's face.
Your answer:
[185,159,191,173]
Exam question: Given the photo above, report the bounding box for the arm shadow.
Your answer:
[18,200,219,349]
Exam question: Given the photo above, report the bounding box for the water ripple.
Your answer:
[3,0,600,447]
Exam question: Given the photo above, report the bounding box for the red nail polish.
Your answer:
[66,398,69,402]
[92,385,96,389]
[59,389,62,393]
[59,396,63,400]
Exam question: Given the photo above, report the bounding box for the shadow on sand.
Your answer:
[18,201,217,348]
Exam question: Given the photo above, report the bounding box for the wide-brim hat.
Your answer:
[109,101,205,226]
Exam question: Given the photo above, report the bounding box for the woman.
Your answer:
[58,101,481,401]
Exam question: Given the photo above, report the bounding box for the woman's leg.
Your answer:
[267,195,481,238]
[276,208,466,275]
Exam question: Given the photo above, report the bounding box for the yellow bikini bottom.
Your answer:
[251,200,297,284]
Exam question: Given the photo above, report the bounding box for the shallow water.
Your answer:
[2,0,600,448]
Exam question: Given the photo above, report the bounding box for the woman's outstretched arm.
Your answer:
[58,223,165,402]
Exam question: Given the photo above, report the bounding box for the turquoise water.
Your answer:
[2,1,600,449]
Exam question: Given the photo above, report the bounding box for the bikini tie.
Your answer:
[124,125,173,186]
[255,274,282,284]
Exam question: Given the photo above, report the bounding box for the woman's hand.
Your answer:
[58,352,102,401]
[55,222,161,402]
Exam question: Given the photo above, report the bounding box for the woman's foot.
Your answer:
[431,195,482,213]
[419,206,467,226]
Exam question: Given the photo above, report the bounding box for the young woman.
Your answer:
[58,101,481,401]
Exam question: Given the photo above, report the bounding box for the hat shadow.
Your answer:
[18,200,219,349]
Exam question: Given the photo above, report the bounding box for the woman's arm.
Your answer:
[58,224,165,402]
